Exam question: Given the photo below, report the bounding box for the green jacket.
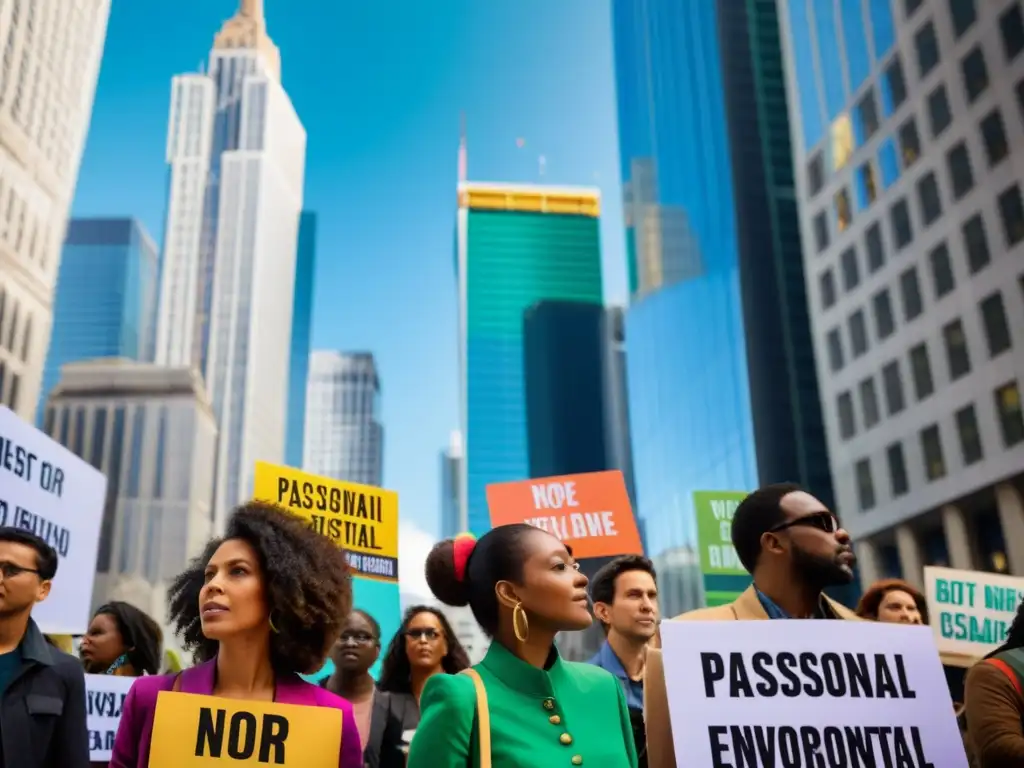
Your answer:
[408,641,639,767]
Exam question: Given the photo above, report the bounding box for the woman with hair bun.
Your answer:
[407,526,639,767]
[109,501,363,768]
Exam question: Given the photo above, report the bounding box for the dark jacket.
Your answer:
[1,618,90,768]
[369,691,419,768]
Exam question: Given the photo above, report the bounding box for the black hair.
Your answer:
[377,605,470,692]
[985,597,1024,659]
[730,483,803,573]
[168,501,352,676]
[589,555,657,606]
[350,608,381,643]
[425,524,544,636]
[0,528,58,580]
[94,601,164,675]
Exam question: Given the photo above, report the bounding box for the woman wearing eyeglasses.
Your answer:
[379,606,471,709]
[324,609,416,768]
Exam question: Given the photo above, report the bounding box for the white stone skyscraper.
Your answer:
[155,0,306,528]
[0,0,111,420]
[303,351,383,487]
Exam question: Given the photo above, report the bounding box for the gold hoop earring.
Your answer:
[512,602,529,643]
[269,614,280,634]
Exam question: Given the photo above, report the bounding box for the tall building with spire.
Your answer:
[154,0,306,528]
[0,0,111,421]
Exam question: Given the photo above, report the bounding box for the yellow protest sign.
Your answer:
[148,691,342,767]
[253,461,399,583]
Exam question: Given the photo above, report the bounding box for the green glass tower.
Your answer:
[456,183,603,535]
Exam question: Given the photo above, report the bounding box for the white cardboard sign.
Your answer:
[0,406,106,633]
[925,565,1024,659]
[86,673,134,761]
[660,620,967,768]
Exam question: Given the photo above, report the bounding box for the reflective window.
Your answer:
[956,404,984,465]
[995,381,1024,447]
[855,89,880,145]
[910,343,934,400]
[887,442,909,496]
[90,407,107,472]
[927,85,953,138]
[855,161,878,210]
[898,119,920,168]
[860,377,881,429]
[840,246,860,291]
[835,188,853,232]
[127,406,146,497]
[873,289,896,340]
[72,407,86,459]
[900,266,923,321]
[1001,3,1024,62]
[814,0,845,118]
[915,22,940,78]
[881,56,907,116]
[841,0,871,94]
[962,47,989,103]
[814,210,830,252]
[879,139,900,188]
[882,360,906,415]
[788,0,824,149]
[943,319,971,380]
[980,110,1009,168]
[929,243,955,299]
[949,0,977,39]
[807,152,825,195]
[820,269,837,310]
[870,0,897,60]
[827,328,845,372]
[849,310,868,358]
[855,459,876,511]
[866,222,885,272]
[998,184,1024,247]
[963,213,991,273]
[838,391,856,439]
[153,406,168,499]
[980,292,1012,357]
[917,171,942,226]
[920,424,947,481]
[890,198,913,250]
[947,141,974,201]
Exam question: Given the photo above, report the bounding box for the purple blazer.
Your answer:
[109,659,362,768]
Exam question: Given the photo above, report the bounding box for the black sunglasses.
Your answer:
[769,511,840,534]
[0,562,40,579]
[405,628,440,641]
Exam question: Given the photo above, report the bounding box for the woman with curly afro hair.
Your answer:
[109,501,364,768]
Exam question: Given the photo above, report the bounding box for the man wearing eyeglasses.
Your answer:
[0,528,89,768]
[643,483,860,768]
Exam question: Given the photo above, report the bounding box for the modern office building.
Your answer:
[44,359,217,627]
[37,218,159,423]
[777,0,1024,586]
[456,182,603,535]
[440,430,462,539]
[601,306,637,510]
[0,0,111,421]
[612,0,757,617]
[154,0,306,527]
[303,351,383,487]
[286,211,316,468]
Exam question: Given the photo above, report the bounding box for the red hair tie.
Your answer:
[452,534,477,583]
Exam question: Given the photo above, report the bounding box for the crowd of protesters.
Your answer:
[1,485,1023,767]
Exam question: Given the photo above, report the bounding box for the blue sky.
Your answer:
[72,0,626,540]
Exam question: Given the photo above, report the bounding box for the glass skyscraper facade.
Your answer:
[612,0,757,617]
[286,211,316,468]
[38,218,158,422]
[456,183,603,536]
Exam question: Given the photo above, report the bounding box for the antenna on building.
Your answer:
[458,112,467,183]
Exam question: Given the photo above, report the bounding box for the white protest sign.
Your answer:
[0,406,106,633]
[925,565,1024,660]
[661,620,967,768]
[86,673,134,761]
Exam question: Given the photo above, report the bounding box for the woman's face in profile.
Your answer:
[404,611,448,671]
[517,530,592,632]
[877,589,922,624]
[199,538,270,640]
[80,612,125,672]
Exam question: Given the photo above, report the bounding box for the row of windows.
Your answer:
[853,379,1024,511]
[806,0,1024,202]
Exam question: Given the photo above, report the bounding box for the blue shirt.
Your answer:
[588,639,644,711]
[755,587,832,619]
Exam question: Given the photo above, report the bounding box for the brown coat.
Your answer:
[963,660,1024,767]
[643,586,860,768]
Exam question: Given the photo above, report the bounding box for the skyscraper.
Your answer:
[37,218,159,422]
[303,351,383,487]
[777,0,1024,583]
[440,430,462,540]
[0,0,111,420]
[286,211,317,468]
[154,0,306,527]
[612,0,757,617]
[456,183,603,535]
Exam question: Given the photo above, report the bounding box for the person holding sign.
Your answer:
[408,527,639,767]
[644,484,860,768]
[108,502,363,767]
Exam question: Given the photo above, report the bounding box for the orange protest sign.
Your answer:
[485,470,642,559]
[148,691,341,767]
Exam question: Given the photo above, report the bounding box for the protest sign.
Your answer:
[693,490,751,607]
[0,406,105,633]
[925,565,1024,662]
[659,620,967,768]
[85,673,134,762]
[149,691,342,767]
[253,461,401,679]
[485,470,642,558]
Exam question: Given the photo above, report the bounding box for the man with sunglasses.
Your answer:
[642,483,859,768]
[0,528,89,768]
